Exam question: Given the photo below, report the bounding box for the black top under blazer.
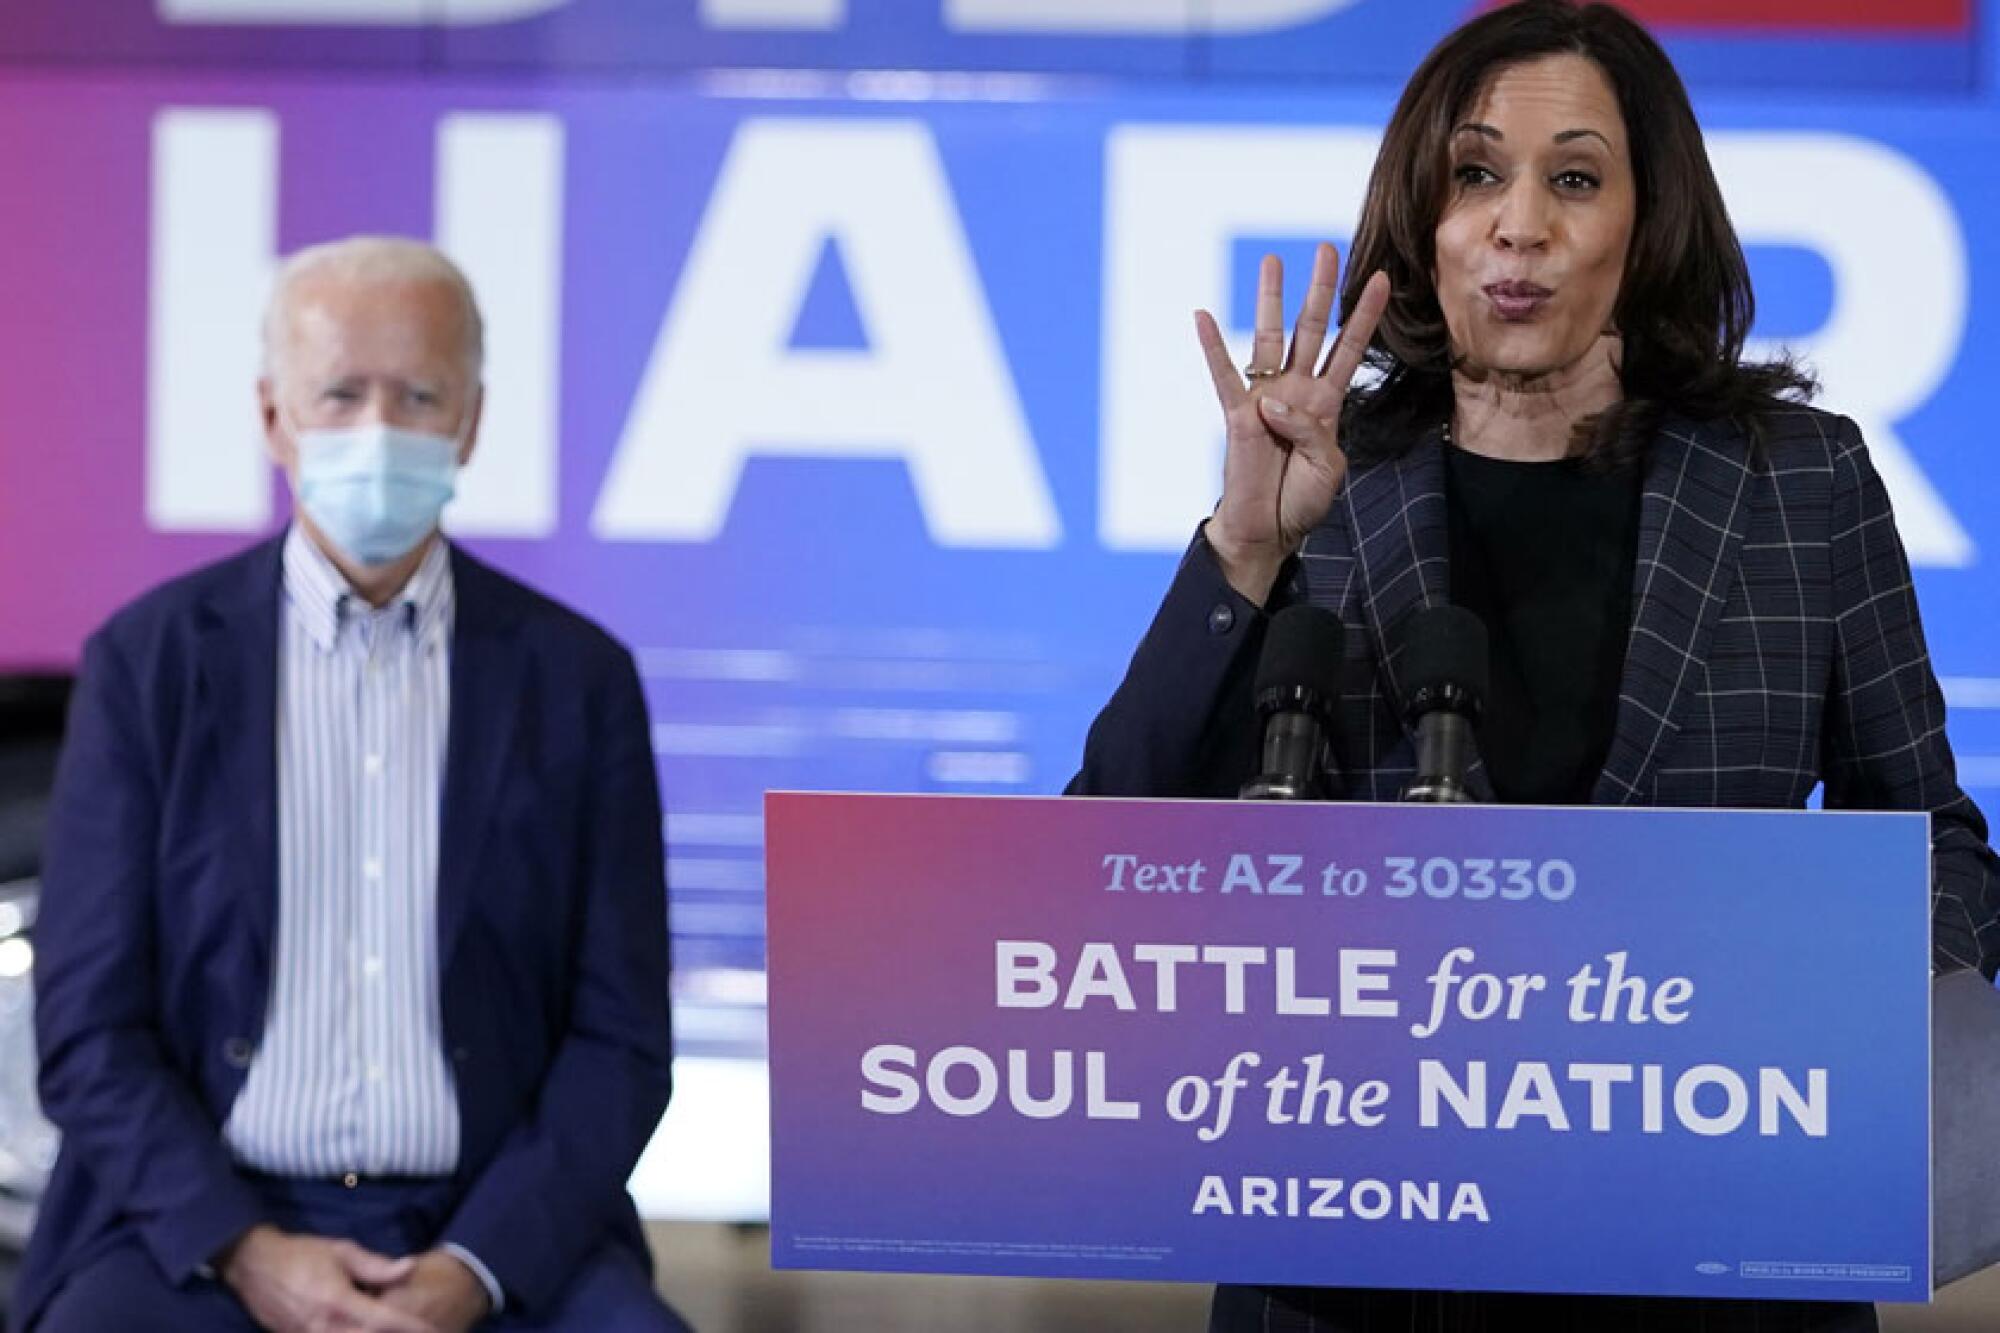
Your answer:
[1070,404,2000,980]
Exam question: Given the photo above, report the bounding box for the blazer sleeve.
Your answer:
[33,627,267,1282]
[1066,524,1303,799]
[440,642,675,1311]
[1818,416,2000,979]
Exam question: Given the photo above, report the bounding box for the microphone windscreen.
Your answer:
[1254,605,1347,705]
[1396,605,1489,709]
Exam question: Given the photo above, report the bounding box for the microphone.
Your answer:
[1239,605,1347,801]
[1395,605,1488,804]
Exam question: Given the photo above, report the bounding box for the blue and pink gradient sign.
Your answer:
[765,794,1931,1300]
[0,2,1974,91]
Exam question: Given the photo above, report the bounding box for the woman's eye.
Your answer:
[1453,163,1499,188]
[1553,169,1601,192]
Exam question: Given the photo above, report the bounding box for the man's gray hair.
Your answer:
[262,235,485,384]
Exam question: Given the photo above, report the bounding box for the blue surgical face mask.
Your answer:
[293,422,460,566]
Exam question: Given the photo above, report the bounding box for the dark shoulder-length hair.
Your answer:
[1339,0,1812,466]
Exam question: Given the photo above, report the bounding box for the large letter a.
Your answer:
[593,118,1059,550]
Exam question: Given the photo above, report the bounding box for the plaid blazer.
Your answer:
[1071,404,2000,979]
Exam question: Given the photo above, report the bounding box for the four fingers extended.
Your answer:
[1195,250,1390,423]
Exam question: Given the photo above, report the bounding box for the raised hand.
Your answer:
[1197,243,1390,604]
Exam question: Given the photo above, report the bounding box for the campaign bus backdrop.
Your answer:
[0,0,1996,1218]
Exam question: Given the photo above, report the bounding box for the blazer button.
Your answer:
[450,1045,471,1065]
[1207,603,1236,636]
[222,1037,254,1069]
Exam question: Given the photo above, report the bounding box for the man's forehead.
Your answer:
[279,276,469,366]
[286,272,463,329]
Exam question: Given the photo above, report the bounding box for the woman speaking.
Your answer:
[1069,2,2000,1329]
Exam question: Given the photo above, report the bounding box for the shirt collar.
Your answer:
[282,525,455,654]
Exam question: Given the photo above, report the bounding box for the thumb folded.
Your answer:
[337,1243,416,1287]
[1257,394,1322,443]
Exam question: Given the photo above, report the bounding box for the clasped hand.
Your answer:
[220,1225,492,1333]
[1198,242,1390,604]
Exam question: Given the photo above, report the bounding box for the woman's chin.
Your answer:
[1456,336,1608,385]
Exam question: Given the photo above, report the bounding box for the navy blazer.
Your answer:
[1072,406,2000,980]
[14,536,674,1328]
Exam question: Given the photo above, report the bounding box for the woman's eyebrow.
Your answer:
[1451,124,1614,150]
[1554,128,1613,149]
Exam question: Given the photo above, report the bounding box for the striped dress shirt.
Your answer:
[223,525,458,1176]
[219,528,501,1305]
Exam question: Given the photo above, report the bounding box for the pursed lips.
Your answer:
[1483,279,1554,321]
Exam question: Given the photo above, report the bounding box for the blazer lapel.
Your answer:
[1338,429,1496,802]
[1591,417,1757,805]
[194,539,285,976]
[437,547,526,975]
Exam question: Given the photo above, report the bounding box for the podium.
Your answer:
[766,793,1957,1304]
[1934,968,2000,1287]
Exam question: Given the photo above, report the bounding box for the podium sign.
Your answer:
[765,794,1932,1302]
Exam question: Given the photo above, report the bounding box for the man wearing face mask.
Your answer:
[13,237,687,1333]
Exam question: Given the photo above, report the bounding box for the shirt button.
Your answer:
[367,1064,384,1082]
[362,858,383,880]
[362,956,383,978]
[1207,603,1236,635]
[222,1037,254,1068]
[363,754,383,777]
